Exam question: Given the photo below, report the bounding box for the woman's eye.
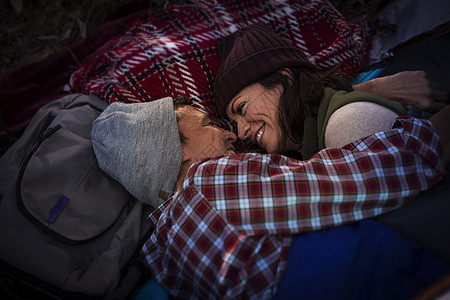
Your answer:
[236,102,245,115]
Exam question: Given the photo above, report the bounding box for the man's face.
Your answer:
[176,105,237,162]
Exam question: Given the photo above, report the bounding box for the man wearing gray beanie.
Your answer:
[91,96,450,299]
[91,96,237,208]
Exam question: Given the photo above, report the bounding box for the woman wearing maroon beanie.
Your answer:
[213,23,445,159]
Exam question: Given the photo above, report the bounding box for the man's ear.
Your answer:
[174,153,193,193]
[182,154,191,164]
[180,144,191,163]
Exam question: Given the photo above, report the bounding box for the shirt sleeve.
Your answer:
[178,116,445,234]
[325,101,399,148]
[141,116,446,299]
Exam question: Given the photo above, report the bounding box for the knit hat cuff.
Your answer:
[214,46,316,116]
[91,97,183,208]
[213,23,317,117]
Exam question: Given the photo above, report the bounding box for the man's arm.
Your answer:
[429,105,450,165]
[180,116,446,234]
[353,71,447,113]
[141,115,447,300]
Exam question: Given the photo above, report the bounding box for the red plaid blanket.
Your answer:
[70,0,372,134]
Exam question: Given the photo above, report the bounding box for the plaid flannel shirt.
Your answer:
[141,117,445,299]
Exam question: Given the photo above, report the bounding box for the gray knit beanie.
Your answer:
[213,23,317,116]
[91,97,183,208]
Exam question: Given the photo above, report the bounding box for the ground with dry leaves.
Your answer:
[0,0,386,79]
[0,0,149,79]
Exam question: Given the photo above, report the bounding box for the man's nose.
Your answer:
[222,128,237,143]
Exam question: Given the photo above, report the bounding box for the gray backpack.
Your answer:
[0,94,152,298]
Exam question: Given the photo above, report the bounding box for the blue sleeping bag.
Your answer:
[274,219,449,300]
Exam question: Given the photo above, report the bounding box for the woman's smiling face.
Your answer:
[226,82,297,154]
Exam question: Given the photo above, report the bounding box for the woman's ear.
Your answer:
[279,68,293,79]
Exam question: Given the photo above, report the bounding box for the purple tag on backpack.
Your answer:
[48,196,70,224]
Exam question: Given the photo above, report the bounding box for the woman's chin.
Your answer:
[265,145,279,154]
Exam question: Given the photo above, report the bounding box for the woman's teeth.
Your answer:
[256,124,265,145]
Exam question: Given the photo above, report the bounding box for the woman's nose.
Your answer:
[237,121,251,140]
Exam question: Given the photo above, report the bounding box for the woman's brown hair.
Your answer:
[257,67,352,149]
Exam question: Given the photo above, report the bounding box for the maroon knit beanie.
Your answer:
[213,23,317,116]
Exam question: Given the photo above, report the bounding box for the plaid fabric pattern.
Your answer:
[141,117,445,299]
[69,0,372,149]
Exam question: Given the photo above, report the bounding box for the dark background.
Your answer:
[0,0,389,79]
